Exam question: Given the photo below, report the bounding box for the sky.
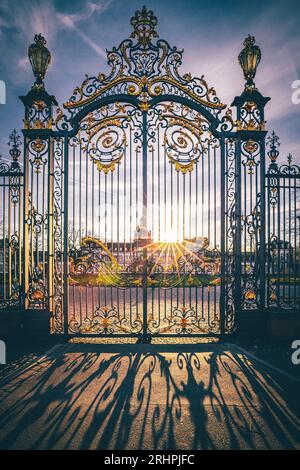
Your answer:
[0,0,300,164]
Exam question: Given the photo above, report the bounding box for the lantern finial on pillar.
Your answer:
[238,34,261,90]
[28,34,51,89]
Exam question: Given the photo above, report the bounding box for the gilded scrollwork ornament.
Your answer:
[63,6,229,124]
[77,103,137,173]
[28,137,48,173]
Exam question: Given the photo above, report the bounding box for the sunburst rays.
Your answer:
[70,235,220,288]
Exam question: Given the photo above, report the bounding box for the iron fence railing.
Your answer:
[266,140,300,311]
[0,131,23,309]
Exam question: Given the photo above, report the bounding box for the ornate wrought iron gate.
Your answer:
[65,102,226,337]
[0,7,299,339]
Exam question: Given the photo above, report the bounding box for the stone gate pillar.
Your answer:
[20,34,57,312]
[232,35,270,318]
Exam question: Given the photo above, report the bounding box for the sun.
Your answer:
[162,229,182,243]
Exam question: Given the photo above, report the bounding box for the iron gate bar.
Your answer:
[220,137,226,335]
[63,137,69,335]
[142,110,148,339]
[259,137,267,313]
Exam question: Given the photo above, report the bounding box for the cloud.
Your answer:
[0,0,299,163]
[179,2,300,160]
[74,28,107,58]
[0,0,57,43]
[57,1,113,58]
[17,56,29,70]
[57,12,106,58]
[0,0,112,67]
[0,16,8,35]
[88,1,110,14]
[57,13,83,29]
